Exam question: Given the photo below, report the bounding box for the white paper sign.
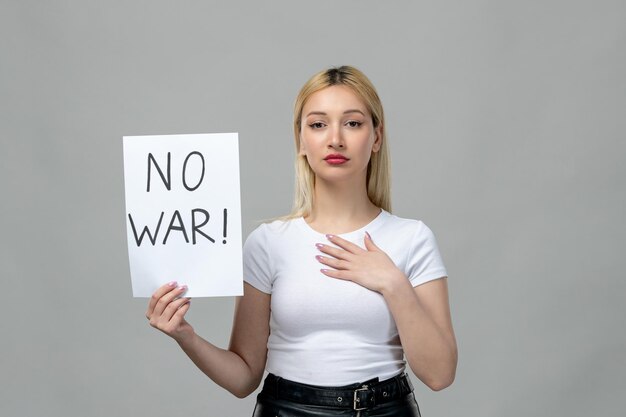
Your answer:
[123,133,242,298]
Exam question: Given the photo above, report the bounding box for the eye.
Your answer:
[345,120,363,128]
[308,122,326,129]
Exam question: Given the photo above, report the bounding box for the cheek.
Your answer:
[299,131,321,155]
[360,132,377,154]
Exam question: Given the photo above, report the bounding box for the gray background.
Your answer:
[1,1,624,416]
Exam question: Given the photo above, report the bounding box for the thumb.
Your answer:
[364,231,380,251]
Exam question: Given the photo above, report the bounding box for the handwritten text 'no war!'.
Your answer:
[127,152,229,247]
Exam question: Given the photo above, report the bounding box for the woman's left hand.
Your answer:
[315,232,406,293]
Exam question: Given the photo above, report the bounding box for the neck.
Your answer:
[304,175,381,235]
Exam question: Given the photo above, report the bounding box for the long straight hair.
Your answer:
[287,66,391,219]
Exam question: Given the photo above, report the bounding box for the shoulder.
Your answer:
[380,212,435,241]
[244,217,298,246]
[384,213,448,284]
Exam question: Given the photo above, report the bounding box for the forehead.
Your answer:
[302,85,369,115]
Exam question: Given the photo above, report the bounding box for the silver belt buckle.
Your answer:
[353,385,369,411]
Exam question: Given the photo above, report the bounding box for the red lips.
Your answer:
[324,154,349,161]
[324,154,349,165]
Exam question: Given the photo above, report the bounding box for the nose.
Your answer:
[327,125,345,149]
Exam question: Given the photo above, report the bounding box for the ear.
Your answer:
[298,134,307,156]
[371,124,383,153]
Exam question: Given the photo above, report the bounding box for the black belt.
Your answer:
[261,373,414,411]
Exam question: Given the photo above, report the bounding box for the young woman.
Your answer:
[146,66,457,416]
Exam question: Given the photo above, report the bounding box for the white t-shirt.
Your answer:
[243,210,447,386]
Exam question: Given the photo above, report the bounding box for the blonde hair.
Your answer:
[286,66,391,219]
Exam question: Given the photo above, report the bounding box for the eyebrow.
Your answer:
[305,109,366,117]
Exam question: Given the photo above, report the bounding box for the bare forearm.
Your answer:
[146,283,269,397]
[177,333,261,398]
[383,278,457,391]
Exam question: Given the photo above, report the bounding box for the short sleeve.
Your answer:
[242,224,273,294]
[406,222,448,287]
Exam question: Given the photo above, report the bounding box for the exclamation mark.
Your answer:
[222,208,227,244]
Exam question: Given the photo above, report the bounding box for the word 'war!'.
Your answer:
[128,208,228,247]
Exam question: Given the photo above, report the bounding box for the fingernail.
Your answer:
[326,234,335,240]
[179,285,188,291]
[168,281,177,287]
[320,269,329,274]
[365,231,371,239]
[315,243,324,249]
[315,255,323,261]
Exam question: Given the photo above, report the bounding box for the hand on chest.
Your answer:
[269,238,404,340]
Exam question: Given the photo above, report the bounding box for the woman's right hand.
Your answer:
[146,281,194,344]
